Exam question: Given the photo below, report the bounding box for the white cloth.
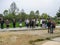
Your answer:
[40,20,42,24]
[19,23,22,26]
[25,19,29,24]
[36,20,39,24]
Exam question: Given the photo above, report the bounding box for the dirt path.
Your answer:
[42,41,60,45]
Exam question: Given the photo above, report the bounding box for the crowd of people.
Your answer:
[0,18,47,28]
[0,17,56,34]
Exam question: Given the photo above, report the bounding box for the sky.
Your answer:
[0,0,60,17]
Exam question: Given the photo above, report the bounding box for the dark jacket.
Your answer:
[47,22,51,27]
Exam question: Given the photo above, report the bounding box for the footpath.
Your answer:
[42,37,60,45]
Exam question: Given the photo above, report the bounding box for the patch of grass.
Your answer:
[34,39,44,42]
[29,40,35,45]
[0,40,3,43]
[29,40,33,44]
[2,22,26,28]
[45,37,51,40]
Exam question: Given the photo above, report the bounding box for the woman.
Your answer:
[5,19,10,28]
[12,19,16,28]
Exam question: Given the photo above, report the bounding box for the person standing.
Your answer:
[5,19,10,28]
[1,18,4,29]
[12,19,16,28]
[36,19,39,27]
[25,19,29,27]
[29,19,32,28]
[40,19,43,27]
[32,19,35,28]
[50,21,56,34]
[47,19,51,33]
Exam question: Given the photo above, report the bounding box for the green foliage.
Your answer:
[3,10,8,16]
[0,2,53,23]
[10,2,17,13]
[4,13,16,20]
[41,13,49,19]
[29,11,35,19]
[34,39,44,42]
[56,12,60,17]
[0,14,3,17]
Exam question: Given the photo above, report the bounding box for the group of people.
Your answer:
[0,18,16,29]
[0,17,56,34]
[0,18,40,29]
[47,19,56,34]
[25,19,47,28]
[25,19,39,28]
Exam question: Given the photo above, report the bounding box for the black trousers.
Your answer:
[40,24,42,27]
[1,23,4,29]
[48,27,50,33]
[26,24,29,27]
[6,25,9,28]
[48,27,54,34]
[13,23,16,28]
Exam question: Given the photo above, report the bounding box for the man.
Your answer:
[31,19,35,28]
[12,19,16,28]
[47,19,51,33]
[25,19,29,27]
[40,19,43,27]
[1,18,4,29]
[29,19,32,28]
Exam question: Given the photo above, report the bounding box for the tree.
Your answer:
[20,9,27,20]
[41,13,49,19]
[35,10,40,19]
[9,2,18,15]
[29,11,35,19]
[0,14,3,17]
[35,10,39,15]
[3,10,8,16]
[56,8,60,17]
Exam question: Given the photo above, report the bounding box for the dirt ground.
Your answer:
[0,29,60,45]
